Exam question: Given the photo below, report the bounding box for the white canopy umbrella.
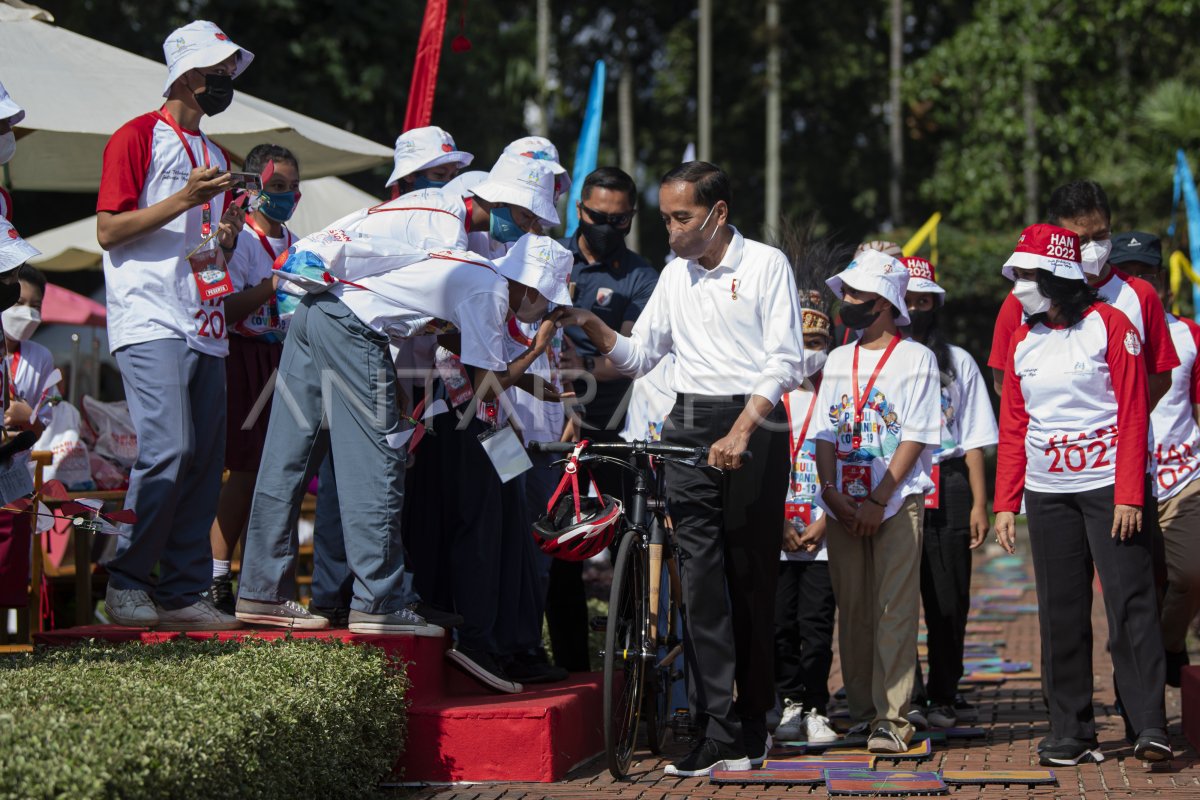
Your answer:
[0,1,393,191]
[26,176,383,271]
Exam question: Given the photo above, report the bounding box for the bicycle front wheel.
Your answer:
[604,531,648,779]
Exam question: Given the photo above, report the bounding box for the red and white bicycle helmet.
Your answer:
[532,441,623,561]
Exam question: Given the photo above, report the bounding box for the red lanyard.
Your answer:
[850,336,901,450]
[782,374,821,465]
[507,317,532,347]
[5,348,19,400]
[157,107,214,237]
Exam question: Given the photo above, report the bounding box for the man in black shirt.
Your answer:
[549,167,657,671]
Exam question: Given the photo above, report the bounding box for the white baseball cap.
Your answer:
[161,20,254,98]
[0,219,40,274]
[493,234,573,305]
[826,248,912,326]
[503,136,571,201]
[0,81,24,126]
[385,126,474,188]
[472,154,561,227]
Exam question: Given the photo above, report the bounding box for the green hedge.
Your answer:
[0,638,408,800]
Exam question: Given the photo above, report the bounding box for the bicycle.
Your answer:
[530,439,742,780]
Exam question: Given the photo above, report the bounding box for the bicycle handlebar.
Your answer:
[529,440,752,463]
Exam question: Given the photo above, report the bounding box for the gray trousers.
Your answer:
[239,293,412,613]
[108,339,226,609]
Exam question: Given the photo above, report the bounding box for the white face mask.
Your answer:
[1080,239,1111,277]
[2,305,40,341]
[0,132,15,165]
[1012,279,1051,317]
[804,348,828,375]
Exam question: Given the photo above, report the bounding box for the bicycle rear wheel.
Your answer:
[604,530,648,779]
[643,556,684,755]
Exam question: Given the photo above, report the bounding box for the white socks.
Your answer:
[212,559,231,580]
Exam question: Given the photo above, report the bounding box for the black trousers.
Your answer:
[914,458,973,707]
[663,395,790,747]
[774,559,836,714]
[1026,484,1167,742]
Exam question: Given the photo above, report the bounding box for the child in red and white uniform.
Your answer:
[206,144,302,614]
[773,238,846,747]
[993,223,1170,766]
[813,248,942,754]
[0,81,24,222]
[95,20,252,631]
[1106,230,1200,688]
[900,257,997,731]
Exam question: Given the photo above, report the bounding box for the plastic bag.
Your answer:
[89,453,127,490]
[31,401,94,490]
[81,396,138,470]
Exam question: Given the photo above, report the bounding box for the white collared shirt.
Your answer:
[607,227,810,405]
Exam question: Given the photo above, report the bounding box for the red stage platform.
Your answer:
[34,625,603,783]
[1183,665,1200,756]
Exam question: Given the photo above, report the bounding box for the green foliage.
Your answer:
[0,638,409,800]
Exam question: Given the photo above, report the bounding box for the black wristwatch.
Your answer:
[582,355,596,371]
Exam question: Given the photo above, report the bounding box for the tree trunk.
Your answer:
[1022,68,1038,225]
[764,0,781,241]
[698,0,712,162]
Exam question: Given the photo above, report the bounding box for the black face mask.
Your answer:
[194,73,234,116]
[0,280,19,312]
[840,300,881,330]
[579,220,628,264]
[906,308,936,338]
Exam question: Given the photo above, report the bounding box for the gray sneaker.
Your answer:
[347,607,445,637]
[867,725,909,754]
[156,597,243,632]
[236,598,329,630]
[104,586,159,627]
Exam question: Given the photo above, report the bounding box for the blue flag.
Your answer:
[565,60,606,238]
[1170,149,1200,321]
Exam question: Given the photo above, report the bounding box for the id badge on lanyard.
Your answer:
[925,463,941,509]
[785,502,812,530]
[479,423,533,483]
[159,108,234,301]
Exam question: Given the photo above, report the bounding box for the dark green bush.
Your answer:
[0,638,408,800]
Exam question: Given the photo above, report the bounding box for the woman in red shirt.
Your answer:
[994,224,1169,766]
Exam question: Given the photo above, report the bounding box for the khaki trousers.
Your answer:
[827,494,924,741]
[1158,475,1200,653]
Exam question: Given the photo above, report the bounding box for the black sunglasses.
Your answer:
[579,204,635,228]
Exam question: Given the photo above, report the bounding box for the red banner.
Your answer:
[402,0,449,132]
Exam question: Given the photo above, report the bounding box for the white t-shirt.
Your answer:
[995,303,1148,510]
[781,380,827,562]
[504,318,564,445]
[619,356,677,443]
[97,111,233,357]
[5,340,57,429]
[812,337,941,521]
[333,254,508,370]
[1150,314,1200,500]
[933,344,998,463]
[227,221,294,342]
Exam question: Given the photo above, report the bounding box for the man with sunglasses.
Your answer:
[550,167,658,672]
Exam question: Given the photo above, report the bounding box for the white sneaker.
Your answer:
[156,597,243,631]
[774,699,806,740]
[803,708,839,744]
[104,586,158,627]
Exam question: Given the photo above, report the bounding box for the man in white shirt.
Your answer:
[95,20,251,631]
[559,162,810,776]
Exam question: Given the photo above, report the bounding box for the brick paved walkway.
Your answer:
[412,536,1199,799]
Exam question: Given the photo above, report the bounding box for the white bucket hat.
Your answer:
[443,169,489,199]
[504,136,572,201]
[0,219,41,274]
[385,126,474,188]
[0,81,24,126]
[493,234,573,305]
[472,154,561,227]
[1002,223,1086,281]
[826,248,912,326]
[161,21,255,98]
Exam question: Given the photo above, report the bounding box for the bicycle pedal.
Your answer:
[589,615,607,632]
